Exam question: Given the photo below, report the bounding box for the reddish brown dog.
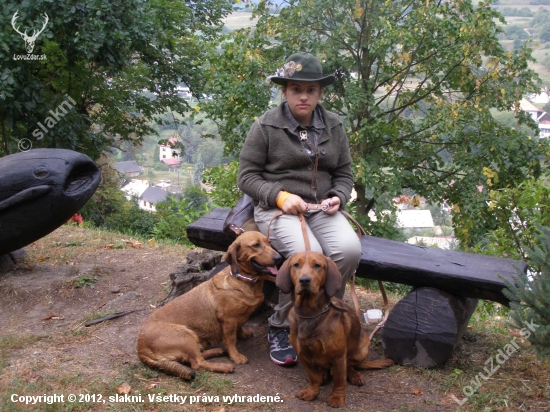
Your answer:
[276,251,393,407]
[137,231,281,380]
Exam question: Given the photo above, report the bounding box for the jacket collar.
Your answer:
[260,102,342,132]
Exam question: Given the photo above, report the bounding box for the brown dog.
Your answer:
[276,251,393,407]
[137,231,281,380]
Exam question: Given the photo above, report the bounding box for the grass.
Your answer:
[0,335,45,375]
[0,321,234,412]
[24,224,188,266]
[1,354,234,412]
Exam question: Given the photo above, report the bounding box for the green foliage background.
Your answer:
[0,0,233,159]
[201,0,550,248]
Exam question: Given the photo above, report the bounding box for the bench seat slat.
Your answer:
[186,208,526,304]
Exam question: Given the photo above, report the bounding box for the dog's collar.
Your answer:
[294,302,332,319]
[294,300,347,319]
[229,270,258,283]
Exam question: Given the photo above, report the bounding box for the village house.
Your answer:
[121,179,149,201]
[520,98,550,139]
[159,137,183,168]
[528,87,549,105]
[155,180,182,194]
[139,186,168,212]
[114,160,141,177]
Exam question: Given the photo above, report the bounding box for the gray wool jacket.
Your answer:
[238,102,354,209]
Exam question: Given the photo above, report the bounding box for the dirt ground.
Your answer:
[0,226,547,411]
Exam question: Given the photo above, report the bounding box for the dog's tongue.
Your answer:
[267,266,278,275]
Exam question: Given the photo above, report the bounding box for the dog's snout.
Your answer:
[299,276,311,285]
[274,252,283,266]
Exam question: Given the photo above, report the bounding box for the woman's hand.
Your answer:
[321,196,340,215]
[277,191,306,215]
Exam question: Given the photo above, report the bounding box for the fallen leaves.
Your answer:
[116,382,131,395]
[145,382,159,391]
[41,314,65,321]
[123,240,143,249]
[102,240,143,250]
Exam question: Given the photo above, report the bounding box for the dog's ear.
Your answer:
[276,259,293,294]
[225,241,240,276]
[324,256,342,298]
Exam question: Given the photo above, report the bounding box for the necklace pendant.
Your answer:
[299,130,308,141]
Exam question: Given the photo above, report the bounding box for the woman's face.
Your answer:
[283,81,323,126]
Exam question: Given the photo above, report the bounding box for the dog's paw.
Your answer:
[348,370,365,386]
[327,395,345,408]
[221,364,235,374]
[297,389,318,401]
[230,353,248,365]
[238,327,254,340]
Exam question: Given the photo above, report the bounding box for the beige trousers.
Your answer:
[254,206,363,328]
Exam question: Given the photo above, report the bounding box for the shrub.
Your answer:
[503,226,550,359]
[474,177,550,261]
[80,159,126,227]
[202,161,241,207]
[153,163,169,171]
[153,192,211,245]
[347,201,407,242]
[102,200,159,238]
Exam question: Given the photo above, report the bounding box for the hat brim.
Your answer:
[270,75,335,87]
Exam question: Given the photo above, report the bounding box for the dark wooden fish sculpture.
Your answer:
[0,149,101,255]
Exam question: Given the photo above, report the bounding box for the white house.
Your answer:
[159,137,183,163]
[396,209,434,229]
[528,88,549,105]
[155,180,182,194]
[121,179,149,201]
[139,186,168,212]
[519,99,550,139]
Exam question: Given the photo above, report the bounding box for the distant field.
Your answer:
[493,0,550,8]
[222,11,257,31]
[493,2,550,83]
[502,16,533,25]
[532,48,550,83]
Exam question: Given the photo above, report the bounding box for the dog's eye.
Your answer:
[252,242,261,248]
[293,263,300,269]
[314,263,322,269]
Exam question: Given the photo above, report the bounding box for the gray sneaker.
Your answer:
[267,327,298,366]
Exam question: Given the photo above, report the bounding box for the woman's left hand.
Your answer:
[322,197,340,215]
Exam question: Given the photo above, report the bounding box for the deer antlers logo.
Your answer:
[11,11,49,54]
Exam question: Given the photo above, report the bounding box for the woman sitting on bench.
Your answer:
[237,52,362,366]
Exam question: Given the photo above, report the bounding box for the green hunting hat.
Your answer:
[270,52,335,87]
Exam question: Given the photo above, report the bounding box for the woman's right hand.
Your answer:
[277,191,306,215]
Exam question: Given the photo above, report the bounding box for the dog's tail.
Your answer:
[141,358,196,380]
[357,358,394,369]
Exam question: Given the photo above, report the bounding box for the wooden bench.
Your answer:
[186,208,526,304]
[186,208,528,367]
